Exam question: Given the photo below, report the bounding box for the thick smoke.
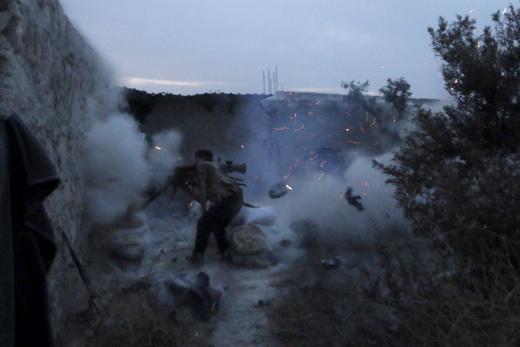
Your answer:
[147,130,183,188]
[267,152,405,240]
[84,113,181,224]
[225,95,409,250]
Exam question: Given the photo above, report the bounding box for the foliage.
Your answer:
[379,78,412,116]
[377,5,520,270]
[342,80,380,117]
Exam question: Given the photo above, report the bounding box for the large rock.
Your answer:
[108,230,146,269]
[90,213,149,271]
[230,224,268,255]
[230,224,278,267]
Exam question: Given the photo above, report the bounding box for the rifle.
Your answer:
[62,231,109,319]
[139,164,197,210]
[171,164,197,188]
[140,163,257,209]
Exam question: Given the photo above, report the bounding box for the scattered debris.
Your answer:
[344,186,365,211]
[280,239,292,248]
[268,182,293,199]
[321,257,342,269]
[165,272,222,322]
[256,299,270,307]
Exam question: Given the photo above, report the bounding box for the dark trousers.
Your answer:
[194,191,243,254]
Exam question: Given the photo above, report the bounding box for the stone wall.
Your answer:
[0,0,117,344]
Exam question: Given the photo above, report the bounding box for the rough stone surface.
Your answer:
[230,224,268,255]
[106,227,147,269]
[230,224,278,268]
[0,0,117,344]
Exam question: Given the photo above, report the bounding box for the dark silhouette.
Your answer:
[344,187,365,212]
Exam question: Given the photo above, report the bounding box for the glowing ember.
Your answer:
[285,184,293,191]
[154,145,162,150]
[240,144,245,149]
[274,126,290,131]
[345,128,350,132]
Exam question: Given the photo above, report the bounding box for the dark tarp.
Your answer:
[1,114,60,347]
[0,115,15,347]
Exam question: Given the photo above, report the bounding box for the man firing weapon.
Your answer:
[177,150,244,266]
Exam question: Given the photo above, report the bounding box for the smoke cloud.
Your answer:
[268,152,404,240]
[83,113,181,224]
[147,130,183,188]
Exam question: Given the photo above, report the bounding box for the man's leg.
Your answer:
[213,225,230,253]
[192,212,214,262]
[212,192,243,253]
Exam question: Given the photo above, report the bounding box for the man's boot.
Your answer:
[219,248,234,264]
[188,252,205,267]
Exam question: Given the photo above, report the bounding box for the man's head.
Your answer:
[195,149,213,162]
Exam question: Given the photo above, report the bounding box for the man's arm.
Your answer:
[178,185,202,204]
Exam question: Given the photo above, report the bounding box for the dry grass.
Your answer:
[269,265,389,347]
[85,281,211,347]
[268,224,396,347]
[269,221,520,347]
[377,250,520,346]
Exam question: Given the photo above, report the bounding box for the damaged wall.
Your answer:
[0,0,117,344]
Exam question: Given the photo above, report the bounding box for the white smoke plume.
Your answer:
[255,152,406,246]
[83,113,182,224]
[147,130,183,189]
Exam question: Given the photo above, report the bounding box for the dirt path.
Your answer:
[143,206,286,346]
[207,264,282,347]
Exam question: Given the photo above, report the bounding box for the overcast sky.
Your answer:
[61,0,510,98]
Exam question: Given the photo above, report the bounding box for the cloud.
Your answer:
[322,24,376,45]
[119,76,237,88]
[289,86,380,96]
[289,87,346,94]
